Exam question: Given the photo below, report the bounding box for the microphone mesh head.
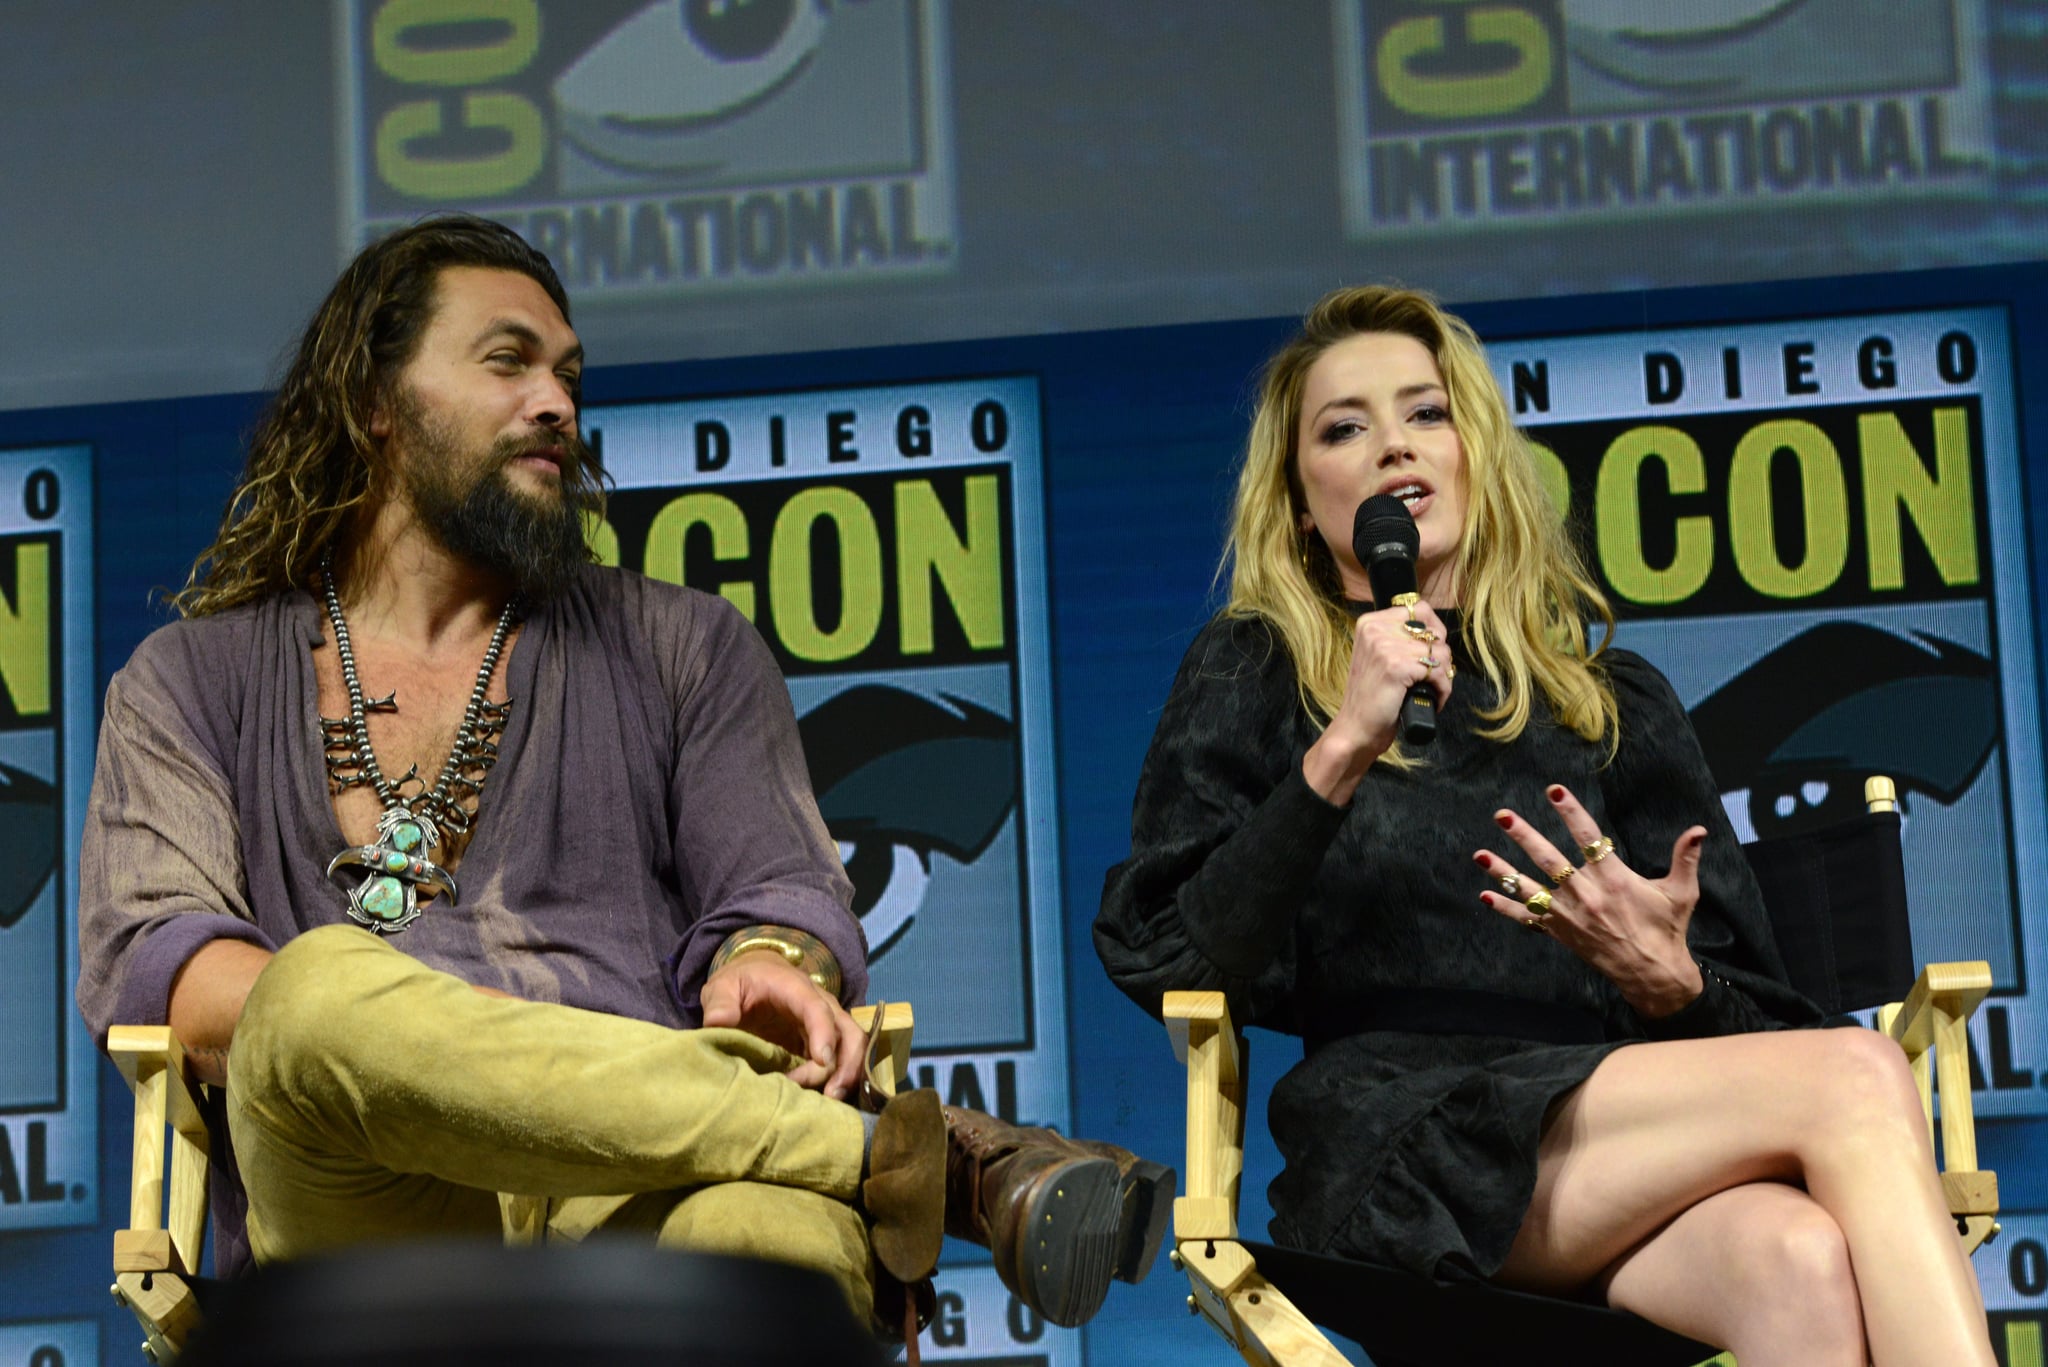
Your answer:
[1352,493,1419,567]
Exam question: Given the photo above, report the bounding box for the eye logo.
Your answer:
[1564,0,1958,108]
[554,0,835,173]
[1687,621,1998,841]
[797,685,1017,960]
[0,758,57,929]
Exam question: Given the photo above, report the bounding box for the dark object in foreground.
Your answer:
[178,1241,886,1367]
[1239,1238,1713,1367]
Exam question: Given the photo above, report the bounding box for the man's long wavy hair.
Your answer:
[1222,285,1619,764]
[171,215,592,618]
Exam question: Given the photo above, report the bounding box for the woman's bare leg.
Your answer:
[1494,1028,1992,1366]
[1598,1182,1866,1367]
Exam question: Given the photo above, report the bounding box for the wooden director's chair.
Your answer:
[109,1001,917,1365]
[1164,777,1999,1367]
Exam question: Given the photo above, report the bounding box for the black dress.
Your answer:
[1094,611,1819,1282]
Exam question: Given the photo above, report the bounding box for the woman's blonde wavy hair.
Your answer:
[170,214,601,618]
[1223,285,1618,761]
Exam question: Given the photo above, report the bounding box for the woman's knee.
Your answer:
[1796,1027,1928,1140]
[1727,1204,1864,1343]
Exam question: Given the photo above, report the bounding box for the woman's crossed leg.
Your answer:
[1494,1027,1993,1367]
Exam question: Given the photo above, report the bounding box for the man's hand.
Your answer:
[700,951,866,1101]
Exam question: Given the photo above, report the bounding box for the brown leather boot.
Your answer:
[1025,1131,1176,1286]
[940,1106,1176,1327]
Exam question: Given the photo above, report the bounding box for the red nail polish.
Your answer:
[1547,785,1564,801]
[1495,813,1513,829]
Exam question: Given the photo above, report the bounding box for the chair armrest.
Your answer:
[1876,962,1999,1253]
[1164,991,1245,1241]
[1162,995,1354,1363]
[108,1026,211,1278]
[851,1001,915,1099]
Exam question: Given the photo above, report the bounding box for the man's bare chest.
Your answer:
[311,632,517,864]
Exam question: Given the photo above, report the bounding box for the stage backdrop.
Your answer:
[3,264,2048,1366]
[10,1,2048,415]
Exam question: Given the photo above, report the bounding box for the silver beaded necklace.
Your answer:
[318,552,519,934]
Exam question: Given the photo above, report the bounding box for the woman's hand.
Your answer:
[1474,784,1706,1018]
[1302,599,1454,805]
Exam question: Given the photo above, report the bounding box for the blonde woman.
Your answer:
[1095,287,1994,1366]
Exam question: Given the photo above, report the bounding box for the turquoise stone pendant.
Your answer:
[325,805,457,935]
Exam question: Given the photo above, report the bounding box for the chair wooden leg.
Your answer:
[1957,1214,2000,1258]
[1175,1239,1356,1367]
[112,1269,201,1365]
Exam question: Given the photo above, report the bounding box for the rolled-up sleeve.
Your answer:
[76,648,275,1049]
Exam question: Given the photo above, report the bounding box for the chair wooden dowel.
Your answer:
[1220,1033,1247,1213]
[1933,1004,1978,1172]
[128,1067,166,1236]
[170,1126,208,1276]
[849,1001,914,1099]
[1909,1040,1936,1151]
[1167,992,1242,1242]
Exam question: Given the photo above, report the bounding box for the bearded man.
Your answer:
[75,215,1169,1344]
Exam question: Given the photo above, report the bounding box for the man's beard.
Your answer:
[390,391,604,602]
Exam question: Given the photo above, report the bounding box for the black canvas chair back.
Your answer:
[1741,806,1915,1016]
[1225,800,1916,1367]
[176,1241,885,1367]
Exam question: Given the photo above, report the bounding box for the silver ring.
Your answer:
[1499,872,1521,898]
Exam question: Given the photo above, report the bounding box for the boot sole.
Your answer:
[1013,1157,1122,1328]
[1113,1159,1175,1284]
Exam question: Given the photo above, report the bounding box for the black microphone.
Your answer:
[1352,494,1437,747]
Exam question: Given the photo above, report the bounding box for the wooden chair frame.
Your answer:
[1162,781,2000,1367]
[109,1001,916,1365]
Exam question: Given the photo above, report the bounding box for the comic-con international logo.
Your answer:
[1338,0,1994,234]
[342,1,956,293]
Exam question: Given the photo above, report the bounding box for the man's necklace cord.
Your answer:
[317,550,519,934]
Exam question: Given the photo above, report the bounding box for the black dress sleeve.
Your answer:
[1094,615,1347,1027]
[1597,650,1823,1038]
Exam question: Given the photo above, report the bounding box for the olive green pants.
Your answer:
[227,924,871,1312]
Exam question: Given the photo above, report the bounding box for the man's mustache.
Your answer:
[489,431,591,469]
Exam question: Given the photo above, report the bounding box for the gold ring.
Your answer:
[1581,836,1615,864]
[1499,872,1521,898]
[1548,865,1574,886]
[1526,889,1554,916]
[1523,916,1547,932]
[1401,621,1434,642]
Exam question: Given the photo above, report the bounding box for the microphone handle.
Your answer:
[1381,589,1437,747]
[1399,682,1438,746]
